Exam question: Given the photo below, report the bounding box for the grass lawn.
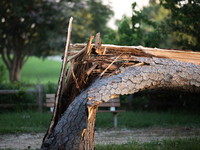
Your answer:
[95,138,200,150]
[0,110,199,134]
[96,110,200,128]
[0,111,52,134]
[0,110,200,149]
[1,56,200,149]
[0,56,62,84]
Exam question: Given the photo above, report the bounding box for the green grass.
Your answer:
[0,138,199,150]
[0,110,199,134]
[96,110,200,128]
[0,56,62,84]
[0,111,52,134]
[95,138,200,150]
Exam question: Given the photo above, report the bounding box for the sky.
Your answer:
[102,0,149,29]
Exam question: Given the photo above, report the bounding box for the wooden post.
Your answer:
[113,112,117,128]
[36,84,43,112]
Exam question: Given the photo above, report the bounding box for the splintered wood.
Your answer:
[66,33,150,84]
[64,32,200,103]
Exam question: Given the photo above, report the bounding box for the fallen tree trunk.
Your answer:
[41,19,200,150]
[41,56,200,149]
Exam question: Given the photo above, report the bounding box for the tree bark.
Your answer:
[41,56,200,150]
[9,66,22,83]
[0,43,28,83]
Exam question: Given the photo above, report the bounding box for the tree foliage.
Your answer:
[71,0,113,43]
[0,0,113,83]
[103,2,166,47]
[103,0,200,51]
[160,0,200,51]
[142,0,173,48]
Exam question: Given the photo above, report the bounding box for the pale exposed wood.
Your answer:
[69,44,200,65]
[133,62,144,66]
[103,47,107,55]
[139,46,200,64]
[102,63,117,70]
[86,63,98,76]
[84,36,94,61]
[100,54,122,77]
[70,61,81,91]
[67,46,87,62]
[43,17,73,142]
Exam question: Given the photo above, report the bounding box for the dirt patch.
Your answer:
[0,127,199,149]
[95,127,200,145]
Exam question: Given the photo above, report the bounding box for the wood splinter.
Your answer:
[100,54,122,77]
[70,61,81,92]
[86,63,98,76]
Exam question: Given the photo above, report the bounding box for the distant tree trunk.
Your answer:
[0,48,26,83]
[9,66,22,83]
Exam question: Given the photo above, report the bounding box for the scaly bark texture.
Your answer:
[41,56,200,150]
[87,57,200,104]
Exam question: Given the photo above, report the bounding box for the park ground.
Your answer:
[1,57,200,149]
[1,127,200,149]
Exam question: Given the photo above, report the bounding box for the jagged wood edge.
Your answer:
[43,17,73,142]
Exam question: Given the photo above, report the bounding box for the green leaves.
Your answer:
[103,2,164,47]
[160,0,200,51]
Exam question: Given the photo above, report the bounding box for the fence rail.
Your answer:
[0,84,43,112]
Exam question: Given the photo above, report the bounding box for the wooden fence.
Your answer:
[0,84,43,112]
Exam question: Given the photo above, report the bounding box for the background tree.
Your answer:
[142,0,172,48]
[0,0,113,83]
[160,0,200,51]
[71,0,114,43]
[102,2,166,47]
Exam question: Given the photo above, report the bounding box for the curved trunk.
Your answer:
[41,90,98,150]
[41,22,200,150]
[41,56,200,150]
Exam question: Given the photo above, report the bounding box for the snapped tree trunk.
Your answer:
[41,24,200,149]
[41,55,200,149]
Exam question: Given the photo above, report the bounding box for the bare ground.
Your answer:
[0,127,200,150]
